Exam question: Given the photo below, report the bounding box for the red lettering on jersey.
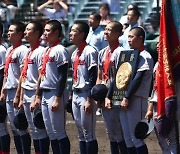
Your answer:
[10,58,17,63]
[48,56,55,62]
[28,59,34,64]
[78,60,85,65]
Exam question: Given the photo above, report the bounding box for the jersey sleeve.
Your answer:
[56,46,69,68]
[0,46,6,70]
[98,48,105,70]
[85,47,98,71]
[36,47,45,70]
[137,51,153,72]
[19,46,29,68]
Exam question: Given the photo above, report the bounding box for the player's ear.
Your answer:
[139,36,143,43]
[54,29,60,37]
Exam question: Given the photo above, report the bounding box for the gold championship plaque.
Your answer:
[112,50,140,108]
[116,62,132,90]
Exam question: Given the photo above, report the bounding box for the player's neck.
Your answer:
[108,40,118,49]
[11,40,22,48]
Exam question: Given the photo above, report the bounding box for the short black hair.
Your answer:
[130,26,146,43]
[11,21,25,33]
[10,21,25,39]
[0,21,3,38]
[74,21,89,40]
[29,21,44,38]
[127,8,141,18]
[46,20,62,37]
[90,12,101,22]
[110,21,123,34]
[127,3,139,11]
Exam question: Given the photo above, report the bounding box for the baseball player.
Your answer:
[0,21,10,154]
[145,62,177,154]
[18,21,50,154]
[113,27,154,153]
[70,21,98,154]
[0,22,30,154]
[35,20,70,154]
[96,21,127,154]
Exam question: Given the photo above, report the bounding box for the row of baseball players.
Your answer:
[0,18,170,154]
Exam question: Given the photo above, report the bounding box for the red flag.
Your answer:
[157,0,179,118]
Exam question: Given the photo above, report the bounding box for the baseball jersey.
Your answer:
[21,46,45,90]
[98,45,125,87]
[43,8,67,19]
[40,44,69,89]
[86,26,108,52]
[133,50,154,98]
[71,45,98,90]
[0,45,6,70]
[4,45,28,89]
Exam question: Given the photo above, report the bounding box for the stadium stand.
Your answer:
[1,0,160,59]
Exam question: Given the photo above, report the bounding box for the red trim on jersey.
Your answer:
[41,40,60,76]
[4,41,22,77]
[73,41,87,83]
[103,41,119,82]
[21,41,40,79]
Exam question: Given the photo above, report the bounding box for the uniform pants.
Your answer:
[72,90,97,142]
[119,96,147,148]
[0,121,8,137]
[23,89,48,140]
[41,90,68,140]
[6,89,28,136]
[102,108,124,142]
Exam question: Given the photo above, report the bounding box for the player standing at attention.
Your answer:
[18,21,50,154]
[110,27,154,153]
[0,22,30,154]
[96,21,127,154]
[70,21,98,154]
[34,20,70,154]
[0,21,10,154]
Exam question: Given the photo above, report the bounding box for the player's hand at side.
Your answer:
[30,100,36,112]
[145,110,153,120]
[34,95,42,109]
[121,98,128,110]
[18,99,24,109]
[105,97,112,109]
[84,97,93,114]
[0,89,6,103]
[51,96,60,112]
[13,95,20,109]
[145,103,153,120]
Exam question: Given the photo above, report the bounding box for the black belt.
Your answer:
[73,88,83,93]
[42,89,52,92]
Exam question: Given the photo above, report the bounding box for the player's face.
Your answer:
[24,23,35,42]
[7,25,18,43]
[104,23,118,43]
[128,29,142,49]
[69,24,84,45]
[44,24,56,44]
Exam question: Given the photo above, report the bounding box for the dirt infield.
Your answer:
[8,113,163,154]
